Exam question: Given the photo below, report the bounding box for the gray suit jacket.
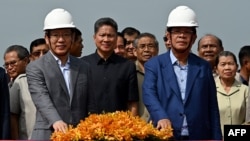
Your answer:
[26,52,94,140]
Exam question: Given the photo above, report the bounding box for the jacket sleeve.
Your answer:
[142,60,168,126]
[26,62,61,127]
[207,67,222,139]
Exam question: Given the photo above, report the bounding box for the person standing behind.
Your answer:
[3,45,34,139]
[197,34,224,77]
[82,17,139,116]
[70,28,84,57]
[235,45,250,86]
[114,32,126,58]
[133,32,159,122]
[246,84,250,123]
[163,30,171,50]
[143,6,222,140]
[0,67,11,139]
[215,51,249,135]
[29,38,49,61]
[26,8,93,140]
[121,27,140,62]
[242,46,250,124]
[4,45,30,87]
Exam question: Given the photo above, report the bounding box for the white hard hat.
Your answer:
[43,8,76,30]
[166,5,198,27]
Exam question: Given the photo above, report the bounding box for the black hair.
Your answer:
[117,32,126,46]
[94,17,118,34]
[30,38,46,53]
[121,27,140,36]
[4,45,29,60]
[133,32,159,49]
[215,51,237,67]
[238,45,250,66]
[74,28,82,41]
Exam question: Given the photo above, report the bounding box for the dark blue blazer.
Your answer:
[0,67,11,139]
[142,51,222,140]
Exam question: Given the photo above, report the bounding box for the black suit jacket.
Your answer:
[0,67,11,139]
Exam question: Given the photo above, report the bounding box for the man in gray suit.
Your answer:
[26,8,94,140]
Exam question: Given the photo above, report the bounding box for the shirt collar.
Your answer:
[94,50,116,64]
[50,51,70,67]
[170,50,188,67]
[170,50,178,65]
[135,60,144,74]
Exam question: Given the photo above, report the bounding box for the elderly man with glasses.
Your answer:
[3,45,35,140]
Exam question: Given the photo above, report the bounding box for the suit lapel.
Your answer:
[162,52,182,100]
[69,56,80,102]
[185,55,200,103]
[46,52,70,98]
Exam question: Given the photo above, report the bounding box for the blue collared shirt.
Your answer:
[51,51,71,96]
[170,51,189,136]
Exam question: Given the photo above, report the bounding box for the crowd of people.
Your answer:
[1,5,250,141]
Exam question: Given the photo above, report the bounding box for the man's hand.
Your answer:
[156,119,171,130]
[52,120,68,133]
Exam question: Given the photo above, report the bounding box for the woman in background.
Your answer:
[215,51,249,135]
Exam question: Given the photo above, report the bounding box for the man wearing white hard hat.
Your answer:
[26,8,94,140]
[143,6,222,140]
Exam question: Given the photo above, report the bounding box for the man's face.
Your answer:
[168,27,196,54]
[4,51,28,80]
[45,28,73,58]
[114,36,126,57]
[70,35,83,57]
[30,44,49,61]
[134,36,158,63]
[163,34,171,50]
[245,57,250,74]
[94,25,117,55]
[198,35,223,63]
[124,33,138,60]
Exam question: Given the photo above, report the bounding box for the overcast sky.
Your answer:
[1,0,250,66]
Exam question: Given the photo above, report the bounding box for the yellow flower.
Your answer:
[51,111,173,141]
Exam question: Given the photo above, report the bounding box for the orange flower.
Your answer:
[51,111,173,141]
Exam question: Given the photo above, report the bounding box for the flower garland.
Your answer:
[51,111,173,141]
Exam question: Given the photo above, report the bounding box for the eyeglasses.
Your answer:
[163,36,168,42]
[50,32,72,40]
[170,30,194,36]
[137,44,156,50]
[3,58,24,68]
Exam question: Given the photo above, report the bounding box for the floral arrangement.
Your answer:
[51,111,173,141]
